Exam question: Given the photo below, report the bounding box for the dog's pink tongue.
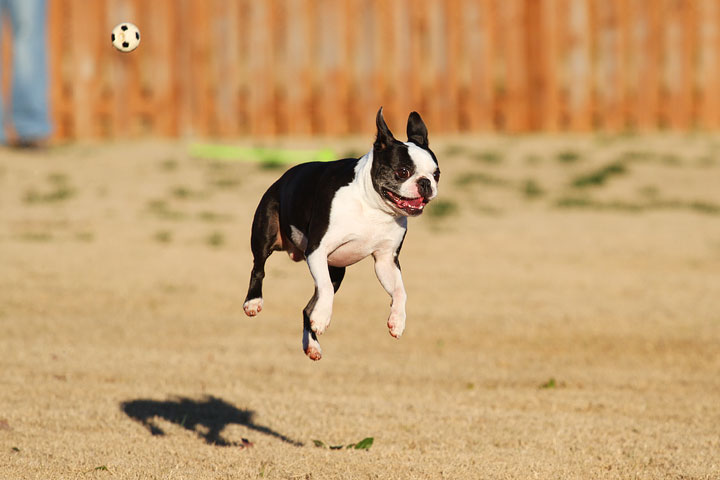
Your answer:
[406,197,425,208]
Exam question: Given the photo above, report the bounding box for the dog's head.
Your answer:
[371,108,440,217]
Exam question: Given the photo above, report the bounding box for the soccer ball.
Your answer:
[111,23,141,52]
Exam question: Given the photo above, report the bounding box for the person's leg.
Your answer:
[0,0,7,144]
[7,0,50,142]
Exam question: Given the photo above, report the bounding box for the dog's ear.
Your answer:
[406,111,428,148]
[374,107,395,150]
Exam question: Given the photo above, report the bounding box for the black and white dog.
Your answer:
[242,108,439,360]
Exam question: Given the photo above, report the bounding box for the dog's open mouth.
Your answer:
[382,188,428,215]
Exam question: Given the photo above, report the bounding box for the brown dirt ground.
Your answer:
[1,134,719,479]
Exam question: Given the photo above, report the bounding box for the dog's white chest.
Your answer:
[323,185,407,268]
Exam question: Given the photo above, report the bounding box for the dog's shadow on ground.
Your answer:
[121,395,302,447]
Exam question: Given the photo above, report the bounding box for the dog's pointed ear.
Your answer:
[406,111,428,148]
[374,107,395,150]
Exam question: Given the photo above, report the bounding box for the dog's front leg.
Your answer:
[373,252,407,338]
[305,248,334,335]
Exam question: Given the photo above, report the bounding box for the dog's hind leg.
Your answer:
[243,189,281,316]
[302,266,345,360]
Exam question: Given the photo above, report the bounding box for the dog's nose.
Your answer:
[417,177,433,199]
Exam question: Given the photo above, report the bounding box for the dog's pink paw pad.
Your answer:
[387,314,405,338]
[305,346,322,361]
[243,298,263,317]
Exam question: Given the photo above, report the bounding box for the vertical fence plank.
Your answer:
[209,0,239,136]
[697,0,720,128]
[70,0,98,138]
[316,0,348,134]
[248,1,275,135]
[637,0,662,129]
[680,0,697,129]
[503,0,528,132]
[283,0,312,135]
[469,0,495,131]
[48,0,69,140]
[567,0,593,131]
[664,0,696,129]
[595,0,625,130]
[389,0,413,130]
[525,0,544,131]
[539,0,560,131]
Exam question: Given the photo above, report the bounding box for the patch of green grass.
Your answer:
[571,161,628,188]
[312,437,374,451]
[472,150,503,165]
[47,172,69,185]
[206,161,230,171]
[171,186,191,198]
[75,231,94,242]
[18,232,53,242]
[660,154,682,166]
[258,460,275,478]
[259,157,286,170]
[522,179,544,199]
[146,199,187,220]
[695,156,716,168]
[539,378,557,389]
[555,195,720,215]
[443,144,467,157]
[555,196,594,209]
[159,158,179,171]
[170,186,206,200]
[197,211,233,222]
[555,196,643,212]
[455,172,509,187]
[686,201,720,215]
[207,176,241,189]
[556,150,581,163]
[477,204,503,216]
[524,154,543,165]
[205,231,225,248]
[426,199,459,219]
[620,150,656,162]
[23,173,76,204]
[154,230,173,243]
[23,186,76,204]
[638,185,660,199]
[341,149,363,159]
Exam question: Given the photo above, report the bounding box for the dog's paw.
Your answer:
[302,330,323,361]
[387,310,406,338]
[243,298,263,316]
[304,345,322,361]
[309,302,332,335]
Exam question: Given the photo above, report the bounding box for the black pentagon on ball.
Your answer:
[121,24,128,31]
[111,33,115,42]
[122,42,129,48]
[135,32,140,40]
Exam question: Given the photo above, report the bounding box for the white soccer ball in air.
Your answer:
[111,23,141,53]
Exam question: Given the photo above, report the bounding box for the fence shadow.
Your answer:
[120,395,302,447]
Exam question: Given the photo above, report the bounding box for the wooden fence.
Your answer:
[2,0,720,140]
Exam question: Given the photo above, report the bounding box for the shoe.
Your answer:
[10,138,47,150]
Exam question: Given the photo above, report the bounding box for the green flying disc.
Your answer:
[189,144,336,165]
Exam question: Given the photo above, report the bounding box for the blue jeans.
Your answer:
[0,0,51,143]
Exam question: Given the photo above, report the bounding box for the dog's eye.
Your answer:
[433,169,441,182]
[395,168,411,179]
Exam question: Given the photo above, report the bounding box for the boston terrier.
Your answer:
[242,108,439,361]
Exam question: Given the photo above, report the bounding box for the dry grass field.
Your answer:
[1,133,720,479]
